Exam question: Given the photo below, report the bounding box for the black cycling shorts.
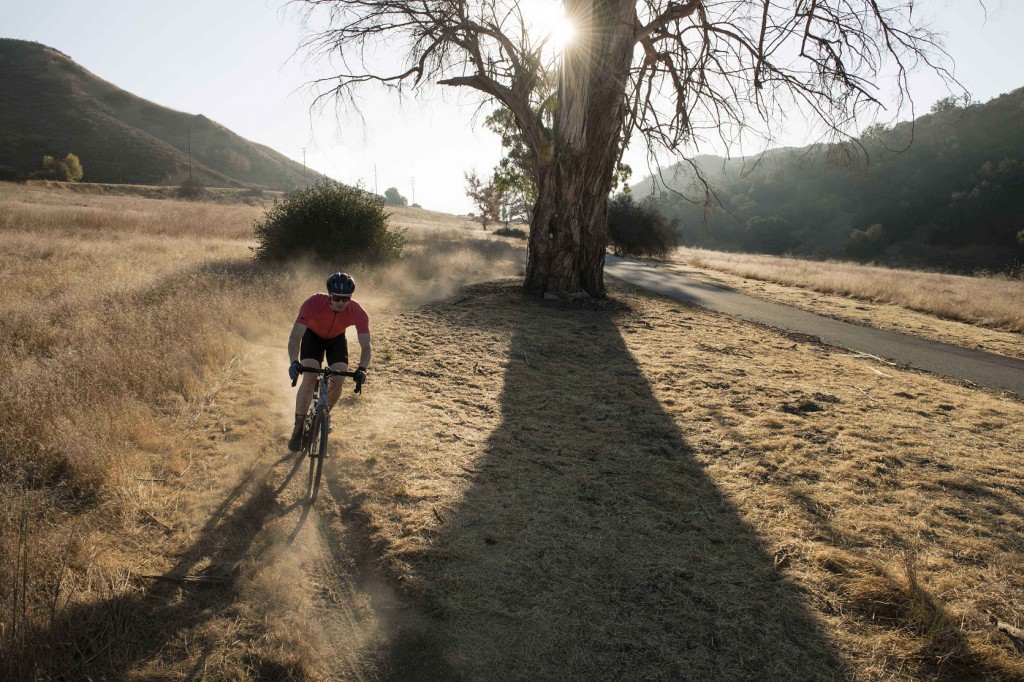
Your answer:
[300,329,348,366]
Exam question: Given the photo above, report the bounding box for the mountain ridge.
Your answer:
[631,88,1024,272]
[0,38,327,189]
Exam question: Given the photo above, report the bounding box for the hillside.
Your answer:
[634,88,1024,273]
[0,39,326,189]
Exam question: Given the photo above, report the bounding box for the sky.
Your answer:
[2,0,1022,214]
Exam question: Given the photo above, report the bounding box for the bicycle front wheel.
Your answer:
[307,407,329,503]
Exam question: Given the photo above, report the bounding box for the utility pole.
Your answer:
[374,166,378,195]
[187,125,192,181]
[302,148,307,183]
[411,177,415,206]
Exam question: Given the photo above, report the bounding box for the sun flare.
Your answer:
[524,0,578,57]
[547,13,577,53]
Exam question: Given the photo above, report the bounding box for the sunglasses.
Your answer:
[329,294,351,303]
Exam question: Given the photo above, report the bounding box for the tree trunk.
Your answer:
[526,155,612,297]
[523,0,636,299]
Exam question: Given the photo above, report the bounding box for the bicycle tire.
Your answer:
[307,406,329,503]
[301,411,314,456]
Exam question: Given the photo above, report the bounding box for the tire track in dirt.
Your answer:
[239,295,453,680]
[236,340,392,681]
[206,276,520,679]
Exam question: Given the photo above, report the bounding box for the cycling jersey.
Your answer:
[295,294,370,340]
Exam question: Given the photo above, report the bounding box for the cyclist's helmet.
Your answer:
[326,272,356,296]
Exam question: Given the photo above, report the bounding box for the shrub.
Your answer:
[607,194,677,258]
[0,166,28,183]
[383,187,408,206]
[494,226,528,239]
[37,153,83,182]
[175,177,207,200]
[252,179,406,263]
[62,153,84,182]
[847,223,887,260]
[744,215,794,255]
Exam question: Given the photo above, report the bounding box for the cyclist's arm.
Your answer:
[356,332,372,369]
[288,323,307,362]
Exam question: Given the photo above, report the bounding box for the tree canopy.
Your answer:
[298,0,958,296]
[383,186,408,206]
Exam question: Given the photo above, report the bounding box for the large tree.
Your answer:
[298,0,953,298]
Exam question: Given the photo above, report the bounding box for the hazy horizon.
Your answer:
[3,0,1022,214]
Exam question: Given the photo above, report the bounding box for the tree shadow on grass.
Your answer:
[385,282,846,680]
[20,448,311,680]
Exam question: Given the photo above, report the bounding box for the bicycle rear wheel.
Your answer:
[307,406,329,503]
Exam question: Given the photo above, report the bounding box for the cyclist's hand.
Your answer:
[353,367,367,393]
[289,360,303,384]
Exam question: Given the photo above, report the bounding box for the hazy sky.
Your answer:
[3,0,1022,214]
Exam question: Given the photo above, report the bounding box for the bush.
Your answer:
[253,179,406,263]
[607,194,677,258]
[175,177,207,200]
[37,153,83,182]
[846,223,887,260]
[494,226,528,239]
[383,187,408,206]
[744,215,794,255]
[0,166,28,183]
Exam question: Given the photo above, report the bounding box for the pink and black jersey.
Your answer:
[295,294,370,340]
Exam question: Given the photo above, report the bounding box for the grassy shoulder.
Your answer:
[664,247,1024,360]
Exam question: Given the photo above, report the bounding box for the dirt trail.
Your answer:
[57,327,404,679]
[145,299,436,680]
[244,340,386,679]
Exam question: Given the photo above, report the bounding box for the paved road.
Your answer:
[605,256,1024,397]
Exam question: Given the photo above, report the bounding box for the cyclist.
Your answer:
[287,272,371,451]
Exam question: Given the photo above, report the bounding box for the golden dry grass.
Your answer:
[1,182,264,240]
[2,182,1022,680]
[674,246,1024,330]
[0,184,295,679]
[0,182,522,679]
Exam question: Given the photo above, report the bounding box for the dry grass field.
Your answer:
[1,182,1022,680]
[669,248,1024,359]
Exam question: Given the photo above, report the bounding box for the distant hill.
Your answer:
[634,88,1024,273]
[0,39,327,189]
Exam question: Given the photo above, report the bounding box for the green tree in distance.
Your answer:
[464,170,506,230]
[40,153,83,182]
[383,186,408,206]
[299,0,960,298]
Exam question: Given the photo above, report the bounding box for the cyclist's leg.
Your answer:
[295,330,326,415]
[324,335,349,410]
[295,358,321,413]
[326,361,349,409]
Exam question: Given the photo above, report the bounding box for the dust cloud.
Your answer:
[234,230,526,679]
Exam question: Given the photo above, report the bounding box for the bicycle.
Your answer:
[291,366,364,503]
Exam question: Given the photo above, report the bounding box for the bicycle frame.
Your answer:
[292,366,363,503]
